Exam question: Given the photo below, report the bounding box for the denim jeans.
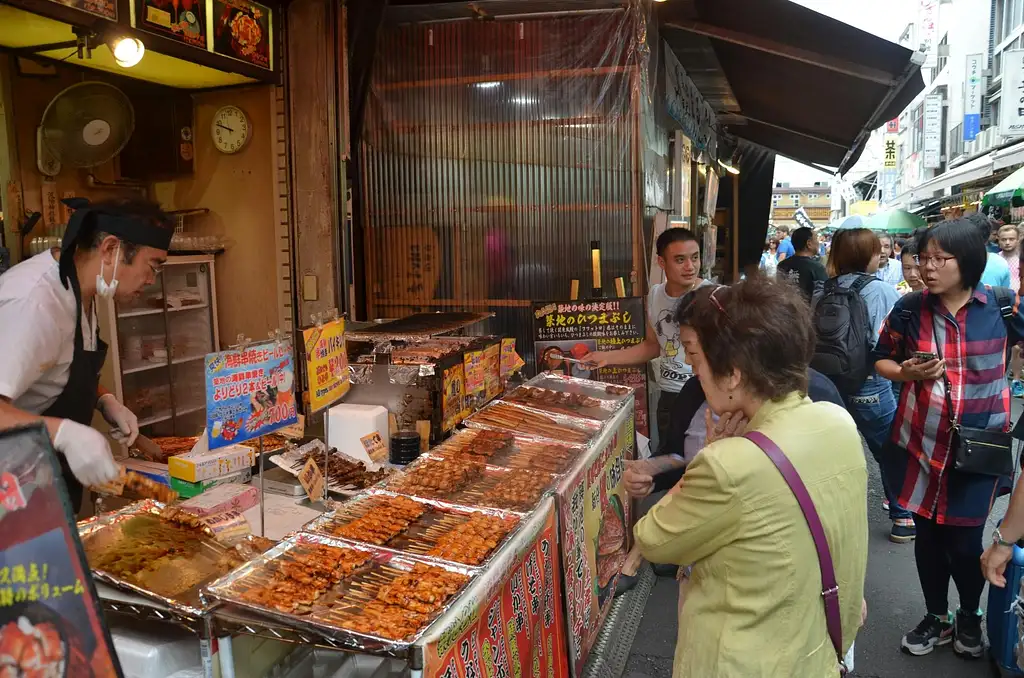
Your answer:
[846,375,911,521]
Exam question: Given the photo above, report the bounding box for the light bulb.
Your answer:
[110,37,144,68]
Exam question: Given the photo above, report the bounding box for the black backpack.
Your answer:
[810,275,875,396]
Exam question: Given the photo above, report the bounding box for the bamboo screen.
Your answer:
[359,10,644,363]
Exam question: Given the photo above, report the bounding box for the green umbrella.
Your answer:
[862,209,927,234]
[982,166,1024,208]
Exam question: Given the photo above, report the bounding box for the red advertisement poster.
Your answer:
[533,298,649,438]
[0,425,123,678]
[134,0,207,48]
[425,506,569,678]
[211,0,273,70]
[556,407,634,677]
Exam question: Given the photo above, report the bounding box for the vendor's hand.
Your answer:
[705,409,748,445]
[623,460,655,498]
[580,351,609,369]
[900,358,945,382]
[98,393,139,446]
[981,542,1015,587]
[53,420,120,487]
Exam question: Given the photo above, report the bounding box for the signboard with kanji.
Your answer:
[883,135,899,169]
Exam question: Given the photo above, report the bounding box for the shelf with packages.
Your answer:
[107,255,219,437]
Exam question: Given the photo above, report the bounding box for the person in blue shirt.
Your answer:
[967,213,1013,287]
[776,225,795,261]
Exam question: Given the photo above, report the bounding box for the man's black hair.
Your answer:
[791,227,814,253]
[965,212,997,241]
[917,218,987,290]
[656,227,699,257]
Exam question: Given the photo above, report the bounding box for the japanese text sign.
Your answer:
[302,318,350,412]
[205,341,299,450]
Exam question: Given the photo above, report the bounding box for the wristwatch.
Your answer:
[993,527,1024,548]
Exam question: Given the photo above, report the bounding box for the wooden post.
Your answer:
[732,172,740,282]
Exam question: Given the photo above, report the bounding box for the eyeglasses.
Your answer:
[913,254,956,269]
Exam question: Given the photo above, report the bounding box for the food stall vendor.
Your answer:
[0,198,173,510]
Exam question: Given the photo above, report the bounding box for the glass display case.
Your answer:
[107,254,219,436]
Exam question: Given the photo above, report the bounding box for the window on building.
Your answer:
[772,194,780,206]
[911,104,924,155]
[936,34,948,73]
[949,123,964,160]
[791,194,801,206]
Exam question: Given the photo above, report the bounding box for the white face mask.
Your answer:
[96,243,121,299]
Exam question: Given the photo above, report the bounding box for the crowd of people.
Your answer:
[593,215,1024,676]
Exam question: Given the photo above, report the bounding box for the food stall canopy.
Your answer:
[661,0,925,175]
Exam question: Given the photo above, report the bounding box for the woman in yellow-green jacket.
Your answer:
[635,278,868,678]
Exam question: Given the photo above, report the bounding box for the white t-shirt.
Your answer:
[648,280,714,393]
[0,251,98,414]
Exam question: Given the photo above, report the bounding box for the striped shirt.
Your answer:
[871,287,1024,525]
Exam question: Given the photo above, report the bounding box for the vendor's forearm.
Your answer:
[0,398,63,440]
[604,339,660,366]
[875,359,904,382]
[649,455,687,476]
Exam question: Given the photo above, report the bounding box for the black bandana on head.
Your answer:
[59,198,173,289]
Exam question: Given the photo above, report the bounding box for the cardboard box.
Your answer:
[122,459,171,486]
[168,445,255,483]
[179,483,260,516]
[169,468,253,499]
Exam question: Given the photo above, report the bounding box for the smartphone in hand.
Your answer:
[912,351,939,362]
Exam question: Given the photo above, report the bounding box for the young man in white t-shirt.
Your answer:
[583,227,711,447]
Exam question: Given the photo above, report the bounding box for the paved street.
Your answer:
[624,449,1014,678]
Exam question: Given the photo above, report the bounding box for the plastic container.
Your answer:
[389,431,421,466]
[987,534,1024,674]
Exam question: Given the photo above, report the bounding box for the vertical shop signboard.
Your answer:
[302,317,350,412]
[922,94,943,169]
[965,53,984,141]
[424,503,569,678]
[555,406,634,677]
[204,341,299,449]
[0,425,123,678]
[533,298,649,437]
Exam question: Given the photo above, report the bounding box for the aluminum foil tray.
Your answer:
[77,500,267,616]
[203,532,477,655]
[504,374,632,421]
[463,400,602,445]
[303,491,521,568]
[527,371,635,403]
[381,456,555,514]
[426,428,586,476]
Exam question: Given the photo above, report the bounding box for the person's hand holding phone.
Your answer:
[900,353,945,381]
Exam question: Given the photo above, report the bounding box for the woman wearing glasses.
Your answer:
[874,218,1024,659]
[634,278,868,677]
[813,228,909,542]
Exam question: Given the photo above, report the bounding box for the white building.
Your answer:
[887,0,1024,210]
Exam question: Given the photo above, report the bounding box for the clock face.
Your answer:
[211,105,251,154]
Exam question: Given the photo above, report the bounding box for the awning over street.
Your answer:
[890,152,996,207]
[661,0,925,174]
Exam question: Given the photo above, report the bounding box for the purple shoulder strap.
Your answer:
[744,431,844,663]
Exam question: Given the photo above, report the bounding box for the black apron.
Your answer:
[41,266,108,512]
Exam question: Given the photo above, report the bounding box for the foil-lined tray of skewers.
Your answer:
[528,372,634,402]
[464,400,601,445]
[269,441,389,495]
[303,492,521,567]
[503,380,631,422]
[381,456,555,514]
[78,500,275,616]
[427,428,584,476]
[203,532,475,654]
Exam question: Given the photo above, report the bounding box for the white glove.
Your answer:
[53,420,121,487]
[97,393,139,446]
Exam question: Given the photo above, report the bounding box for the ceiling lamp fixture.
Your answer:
[109,36,145,68]
[718,159,740,175]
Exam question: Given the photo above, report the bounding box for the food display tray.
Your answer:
[527,371,635,403]
[503,373,632,421]
[77,500,258,616]
[269,441,389,496]
[463,400,602,445]
[426,428,586,476]
[303,491,521,568]
[381,457,556,514]
[202,532,476,655]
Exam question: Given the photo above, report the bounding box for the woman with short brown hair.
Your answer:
[635,277,868,677]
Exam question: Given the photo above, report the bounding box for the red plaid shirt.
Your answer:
[872,287,1023,525]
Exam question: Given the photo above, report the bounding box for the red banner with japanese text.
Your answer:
[424,504,569,678]
[533,298,648,438]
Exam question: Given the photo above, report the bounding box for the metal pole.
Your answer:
[259,435,265,537]
[218,635,236,678]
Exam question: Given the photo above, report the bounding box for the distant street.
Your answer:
[624,436,1017,678]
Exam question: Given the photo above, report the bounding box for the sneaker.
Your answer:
[901,614,953,656]
[953,609,985,658]
[882,499,890,512]
[890,520,916,544]
[1012,380,1024,398]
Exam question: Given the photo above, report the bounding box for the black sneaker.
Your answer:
[890,520,916,544]
[952,609,985,658]
[901,614,953,656]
